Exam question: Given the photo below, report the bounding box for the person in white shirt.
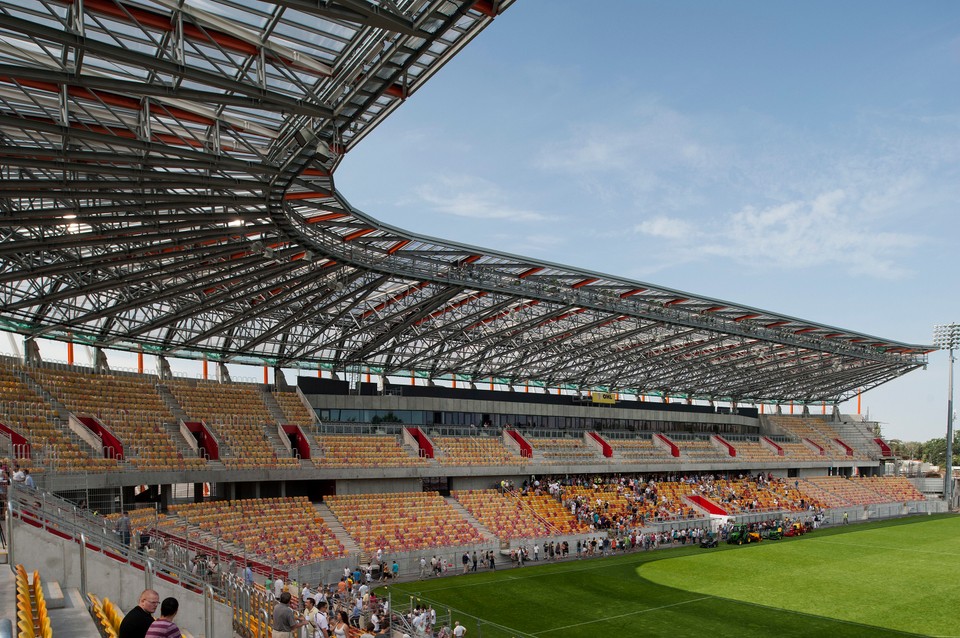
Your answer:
[315,601,330,638]
[274,576,284,599]
[302,597,321,638]
[301,584,312,604]
[411,610,427,635]
[453,620,467,637]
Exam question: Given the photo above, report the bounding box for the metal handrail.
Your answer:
[6,484,219,597]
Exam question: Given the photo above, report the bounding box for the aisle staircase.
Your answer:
[260,389,287,426]
[444,497,498,542]
[313,502,360,557]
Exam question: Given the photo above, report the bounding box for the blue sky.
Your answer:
[334,0,960,441]
[4,1,958,442]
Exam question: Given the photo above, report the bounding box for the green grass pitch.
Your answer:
[381,514,960,638]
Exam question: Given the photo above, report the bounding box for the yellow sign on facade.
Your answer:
[591,391,617,404]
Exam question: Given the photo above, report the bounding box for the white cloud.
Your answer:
[535,99,728,206]
[634,186,924,279]
[633,215,695,240]
[413,175,553,223]
[533,95,958,281]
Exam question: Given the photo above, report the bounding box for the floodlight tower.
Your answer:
[933,323,960,508]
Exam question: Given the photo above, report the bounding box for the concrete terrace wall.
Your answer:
[10,520,232,638]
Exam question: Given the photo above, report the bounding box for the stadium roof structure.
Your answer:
[0,0,933,406]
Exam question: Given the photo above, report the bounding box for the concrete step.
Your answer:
[48,587,101,638]
[445,496,498,542]
[42,579,65,609]
[260,389,288,426]
[314,502,360,556]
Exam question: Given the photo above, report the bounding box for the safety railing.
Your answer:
[6,484,219,597]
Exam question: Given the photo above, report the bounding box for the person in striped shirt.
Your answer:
[144,598,181,638]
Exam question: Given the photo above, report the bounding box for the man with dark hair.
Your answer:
[315,600,330,638]
[118,589,159,638]
[145,598,181,638]
[272,591,307,638]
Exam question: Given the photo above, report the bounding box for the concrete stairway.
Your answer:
[0,566,100,638]
[314,502,360,557]
[13,368,97,455]
[260,389,287,424]
[156,383,189,422]
[261,423,292,460]
[444,496,498,542]
[155,383,219,461]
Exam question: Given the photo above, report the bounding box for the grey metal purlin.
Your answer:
[0,0,931,406]
[934,323,959,507]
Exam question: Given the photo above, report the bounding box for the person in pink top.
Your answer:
[144,598,181,638]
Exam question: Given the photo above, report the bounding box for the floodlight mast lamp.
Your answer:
[933,323,960,509]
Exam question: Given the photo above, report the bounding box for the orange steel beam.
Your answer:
[284,191,333,201]
[571,278,598,289]
[386,240,410,255]
[457,255,482,267]
[342,228,374,242]
[517,267,543,279]
[304,212,348,224]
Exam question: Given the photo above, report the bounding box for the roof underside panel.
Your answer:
[0,0,928,404]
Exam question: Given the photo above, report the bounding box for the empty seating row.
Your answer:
[453,489,558,539]
[433,436,523,466]
[675,439,733,462]
[529,438,599,463]
[609,438,674,462]
[210,423,298,469]
[769,416,870,461]
[312,434,428,467]
[167,378,275,427]
[272,391,316,425]
[88,592,122,638]
[325,491,483,552]
[804,475,909,506]
[16,564,52,638]
[854,476,925,502]
[32,368,205,471]
[169,496,345,564]
[0,366,116,472]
